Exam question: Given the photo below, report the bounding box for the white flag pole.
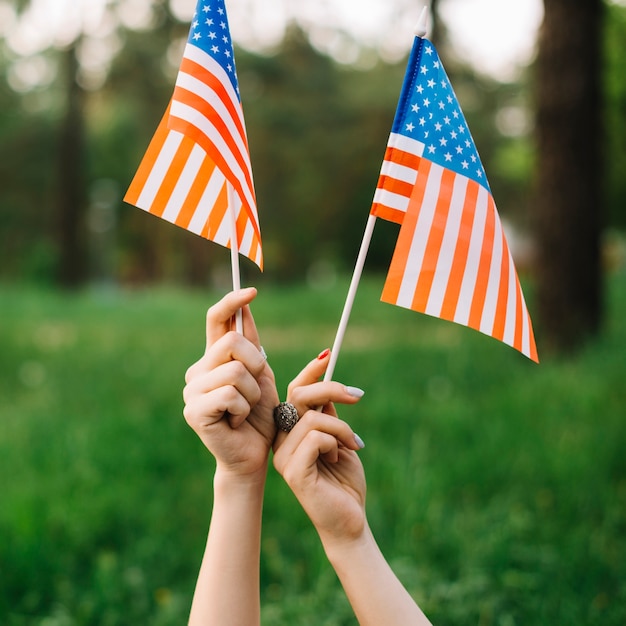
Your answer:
[228,186,243,334]
[323,6,429,381]
[324,214,377,382]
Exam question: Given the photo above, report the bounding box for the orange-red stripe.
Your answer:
[377,175,415,199]
[371,204,406,224]
[384,146,421,170]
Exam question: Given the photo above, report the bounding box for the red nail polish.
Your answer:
[317,348,331,360]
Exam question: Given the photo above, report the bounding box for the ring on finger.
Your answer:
[273,402,299,433]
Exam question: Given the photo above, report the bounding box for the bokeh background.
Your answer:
[1,0,625,624]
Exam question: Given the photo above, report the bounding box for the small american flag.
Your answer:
[125,0,262,269]
[372,37,537,362]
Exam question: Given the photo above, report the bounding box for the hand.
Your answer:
[273,351,367,544]
[183,288,279,480]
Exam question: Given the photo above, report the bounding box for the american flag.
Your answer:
[372,37,537,362]
[125,0,262,269]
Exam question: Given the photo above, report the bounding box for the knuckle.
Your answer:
[229,359,248,378]
[184,364,196,385]
[182,403,196,427]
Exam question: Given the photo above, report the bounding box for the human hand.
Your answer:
[183,288,279,481]
[272,351,367,545]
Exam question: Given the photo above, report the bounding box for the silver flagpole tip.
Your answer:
[414,6,429,38]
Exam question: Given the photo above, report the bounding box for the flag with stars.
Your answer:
[125,0,262,269]
[372,37,537,361]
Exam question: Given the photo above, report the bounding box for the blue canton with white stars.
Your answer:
[188,0,241,101]
[394,38,490,192]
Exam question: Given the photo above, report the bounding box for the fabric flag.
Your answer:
[125,0,262,269]
[372,37,537,362]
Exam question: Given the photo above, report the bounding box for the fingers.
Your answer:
[184,327,269,432]
[187,330,267,385]
[286,350,364,417]
[184,383,255,431]
[205,288,260,349]
[287,348,332,394]
[273,411,364,473]
[289,381,364,418]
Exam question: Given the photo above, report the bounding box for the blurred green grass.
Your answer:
[1,274,625,625]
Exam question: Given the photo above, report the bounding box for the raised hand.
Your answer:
[183,288,279,479]
[273,350,367,544]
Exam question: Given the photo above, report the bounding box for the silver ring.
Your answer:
[273,402,299,432]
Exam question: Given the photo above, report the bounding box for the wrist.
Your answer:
[213,462,268,497]
[319,522,375,566]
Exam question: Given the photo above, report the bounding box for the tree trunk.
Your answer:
[533,0,604,354]
[55,43,88,288]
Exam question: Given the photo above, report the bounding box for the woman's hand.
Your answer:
[273,351,367,544]
[183,288,279,480]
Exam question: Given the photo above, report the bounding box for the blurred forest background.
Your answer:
[0,0,625,354]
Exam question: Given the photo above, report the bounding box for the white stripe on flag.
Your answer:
[373,189,411,213]
[521,293,531,359]
[379,160,419,185]
[388,132,425,156]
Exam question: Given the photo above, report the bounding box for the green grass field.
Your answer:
[1,273,625,625]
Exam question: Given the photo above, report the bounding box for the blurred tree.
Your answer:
[2,0,623,292]
[533,0,604,354]
[55,42,88,288]
[606,1,626,230]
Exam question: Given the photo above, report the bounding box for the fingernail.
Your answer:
[259,346,268,361]
[354,434,365,449]
[345,386,365,398]
[317,348,331,360]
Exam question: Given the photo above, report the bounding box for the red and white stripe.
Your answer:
[380,156,538,362]
[124,106,263,268]
[371,133,424,224]
[169,44,259,237]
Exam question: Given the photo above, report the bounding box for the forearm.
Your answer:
[322,524,431,626]
[188,466,267,626]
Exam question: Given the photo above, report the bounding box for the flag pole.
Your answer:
[324,214,377,382]
[323,6,429,381]
[228,186,243,334]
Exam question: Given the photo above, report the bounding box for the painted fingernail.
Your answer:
[354,434,365,449]
[317,348,331,360]
[345,386,365,398]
